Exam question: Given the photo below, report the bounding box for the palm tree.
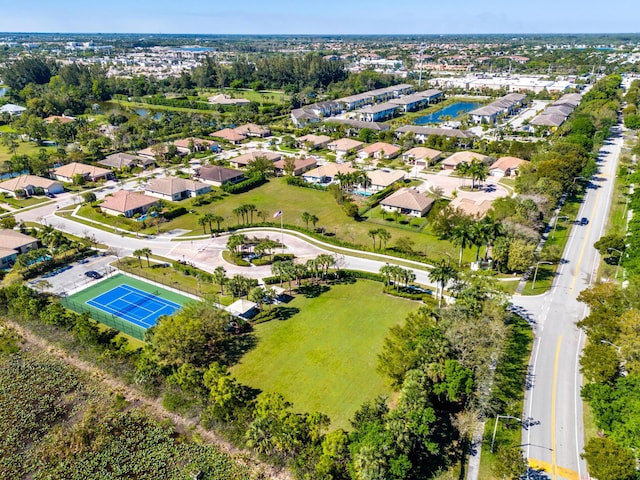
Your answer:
[379,263,394,286]
[213,266,227,295]
[301,211,312,230]
[470,221,489,262]
[245,204,257,224]
[368,229,378,250]
[198,216,209,235]
[232,206,244,225]
[449,224,475,267]
[482,217,505,260]
[309,214,319,230]
[429,260,458,307]
[227,233,247,257]
[469,159,489,190]
[140,247,152,267]
[359,171,372,194]
[132,248,144,268]
[456,162,471,188]
[377,229,391,250]
[202,213,216,235]
[316,254,336,282]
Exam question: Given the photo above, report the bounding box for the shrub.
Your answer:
[222,175,266,194]
[164,207,188,220]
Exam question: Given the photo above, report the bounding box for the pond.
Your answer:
[135,108,163,120]
[414,101,482,125]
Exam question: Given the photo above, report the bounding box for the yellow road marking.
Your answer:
[569,178,605,293]
[551,337,562,479]
[529,458,580,480]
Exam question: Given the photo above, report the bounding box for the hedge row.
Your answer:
[285,176,327,191]
[222,175,267,194]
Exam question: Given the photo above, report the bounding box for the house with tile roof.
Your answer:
[52,162,112,183]
[449,197,493,218]
[359,142,401,160]
[0,175,63,197]
[489,156,528,177]
[297,134,332,151]
[145,176,211,202]
[327,138,364,155]
[0,229,39,254]
[99,153,154,170]
[302,163,358,184]
[273,157,318,176]
[366,169,406,192]
[402,147,442,167]
[100,190,158,218]
[196,166,245,187]
[210,128,246,144]
[234,123,271,138]
[441,151,489,170]
[228,151,281,169]
[380,188,434,217]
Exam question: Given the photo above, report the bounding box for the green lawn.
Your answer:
[231,280,419,429]
[62,273,195,340]
[0,141,57,164]
[196,88,290,105]
[0,194,50,209]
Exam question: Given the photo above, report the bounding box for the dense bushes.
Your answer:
[222,175,267,194]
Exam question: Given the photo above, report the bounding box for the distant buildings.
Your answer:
[530,93,582,129]
[468,93,527,124]
[290,84,434,127]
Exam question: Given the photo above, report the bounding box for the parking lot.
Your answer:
[29,254,117,296]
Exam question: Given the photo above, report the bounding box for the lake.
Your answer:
[414,101,481,125]
[135,108,163,120]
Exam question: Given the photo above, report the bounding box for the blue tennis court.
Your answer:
[86,284,182,329]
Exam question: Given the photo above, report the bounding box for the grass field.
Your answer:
[62,273,195,340]
[0,141,57,165]
[196,88,290,105]
[231,280,419,429]
[102,177,467,264]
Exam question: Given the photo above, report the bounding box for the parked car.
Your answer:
[45,192,56,198]
[84,270,103,279]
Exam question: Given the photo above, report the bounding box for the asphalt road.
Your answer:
[513,123,624,480]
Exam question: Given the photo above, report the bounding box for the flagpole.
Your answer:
[280,212,284,255]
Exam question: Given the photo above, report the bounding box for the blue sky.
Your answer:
[0,0,638,35]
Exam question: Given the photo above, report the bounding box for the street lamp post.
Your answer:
[490,415,522,453]
[552,215,569,239]
[572,175,586,185]
[607,248,623,279]
[532,261,553,290]
[601,339,627,375]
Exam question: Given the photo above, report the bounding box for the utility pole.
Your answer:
[418,43,425,88]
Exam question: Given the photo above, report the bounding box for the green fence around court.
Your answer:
[61,273,195,341]
[61,297,146,340]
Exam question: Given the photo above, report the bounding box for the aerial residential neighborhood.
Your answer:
[0,6,639,480]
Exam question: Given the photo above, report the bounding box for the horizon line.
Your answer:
[1,31,639,37]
